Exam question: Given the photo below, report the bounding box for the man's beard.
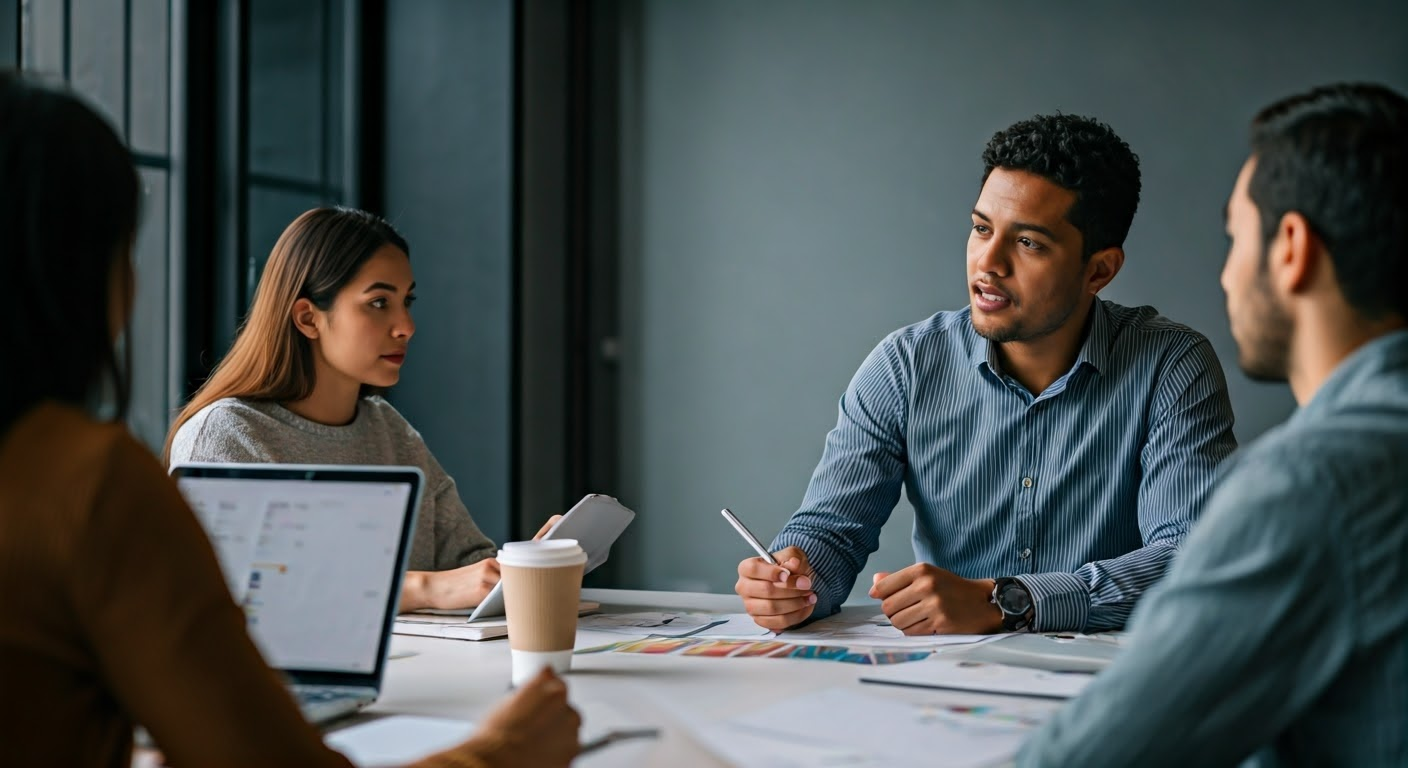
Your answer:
[1234,272,1292,382]
[972,293,1083,345]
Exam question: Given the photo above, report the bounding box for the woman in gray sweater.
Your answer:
[166,207,554,611]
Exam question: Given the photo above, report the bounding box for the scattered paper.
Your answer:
[575,636,930,665]
[577,611,724,637]
[959,632,1124,673]
[861,658,1095,699]
[776,613,1009,649]
[325,716,476,767]
[689,612,1009,649]
[688,687,1028,768]
[684,613,775,638]
[688,720,888,768]
[326,704,656,767]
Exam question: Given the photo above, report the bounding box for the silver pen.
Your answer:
[579,727,661,754]
[719,508,781,565]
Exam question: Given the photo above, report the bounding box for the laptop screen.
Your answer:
[171,464,422,677]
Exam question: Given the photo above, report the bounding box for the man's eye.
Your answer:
[1018,237,1042,250]
[972,224,990,234]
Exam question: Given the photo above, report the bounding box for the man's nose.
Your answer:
[972,239,1011,276]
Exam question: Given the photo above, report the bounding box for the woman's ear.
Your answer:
[291,297,321,340]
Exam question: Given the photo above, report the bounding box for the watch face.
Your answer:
[999,582,1032,615]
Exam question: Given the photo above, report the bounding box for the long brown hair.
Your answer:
[163,206,409,464]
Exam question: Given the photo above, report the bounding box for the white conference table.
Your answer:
[354,588,1063,767]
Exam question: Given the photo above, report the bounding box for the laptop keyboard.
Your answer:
[291,685,373,724]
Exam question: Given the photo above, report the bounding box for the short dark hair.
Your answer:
[981,113,1141,259]
[0,71,140,435]
[1248,83,1408,321]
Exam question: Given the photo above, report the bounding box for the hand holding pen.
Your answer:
[722,509,819,631]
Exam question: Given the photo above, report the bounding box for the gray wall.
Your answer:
[2,0,18,68]
[383,0,514,546]
[613,0,1408,600]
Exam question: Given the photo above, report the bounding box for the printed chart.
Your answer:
[576,636,932,665]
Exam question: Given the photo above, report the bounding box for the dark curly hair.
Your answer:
[1248,83,1408,321]
[981,114,1141,260]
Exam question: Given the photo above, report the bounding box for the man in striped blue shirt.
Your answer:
[735,114,1237,634]
[1020,83,1408,767]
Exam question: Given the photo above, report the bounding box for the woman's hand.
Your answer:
[533,515,564,540]
[448,668,582,768]
[398,559,501,612]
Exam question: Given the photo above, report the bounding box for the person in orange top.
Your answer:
[0,70,579,767]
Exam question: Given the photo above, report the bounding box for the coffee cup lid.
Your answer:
[498,539,587,568]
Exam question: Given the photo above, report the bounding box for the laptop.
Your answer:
[170,462,423,725]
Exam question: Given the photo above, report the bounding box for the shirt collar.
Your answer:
[1293,328,1408,424]
[967,299,1112,377]
[1073,299,1112,375]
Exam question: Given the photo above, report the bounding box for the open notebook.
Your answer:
[394,602,600,641]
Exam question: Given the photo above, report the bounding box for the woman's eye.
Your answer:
[405,295,418,308]
[370,297,388,309]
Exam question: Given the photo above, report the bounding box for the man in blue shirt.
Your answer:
[735,114,1238,634]
[1019,83,1408,767]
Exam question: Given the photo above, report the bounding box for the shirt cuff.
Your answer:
[1017,571,1090,633]
[769,533,843,620]
[808,576,842,619]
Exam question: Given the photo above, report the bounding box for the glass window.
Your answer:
[20,0,180,452]
[129,0,169,156]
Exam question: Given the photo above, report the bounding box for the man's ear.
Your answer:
[1271,211,1318,296]
[291,297,320,340]
[1085,246,1125,295]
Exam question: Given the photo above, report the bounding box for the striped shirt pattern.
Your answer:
[1020,329,1408,767]
[771,299,1237,632]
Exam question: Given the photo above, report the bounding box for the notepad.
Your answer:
[393,615,511,641]
[393,601,599,641]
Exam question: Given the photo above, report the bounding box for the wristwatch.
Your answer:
[990,577,1035,632]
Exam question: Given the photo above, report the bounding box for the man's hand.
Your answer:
[456,667,582,768]
[868,564,1003,635]
[735,546,818,631]
[399,559,502,612]
[533,515,564,540]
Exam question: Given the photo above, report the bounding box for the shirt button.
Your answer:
[1020,548,1033,560]
[1022,477,1033,488]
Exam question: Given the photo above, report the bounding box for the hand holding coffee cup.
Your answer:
[498,539,588,686]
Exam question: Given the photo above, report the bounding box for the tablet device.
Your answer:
[463,493,634,622]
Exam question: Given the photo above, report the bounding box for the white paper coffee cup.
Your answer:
[498,539,587,686]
